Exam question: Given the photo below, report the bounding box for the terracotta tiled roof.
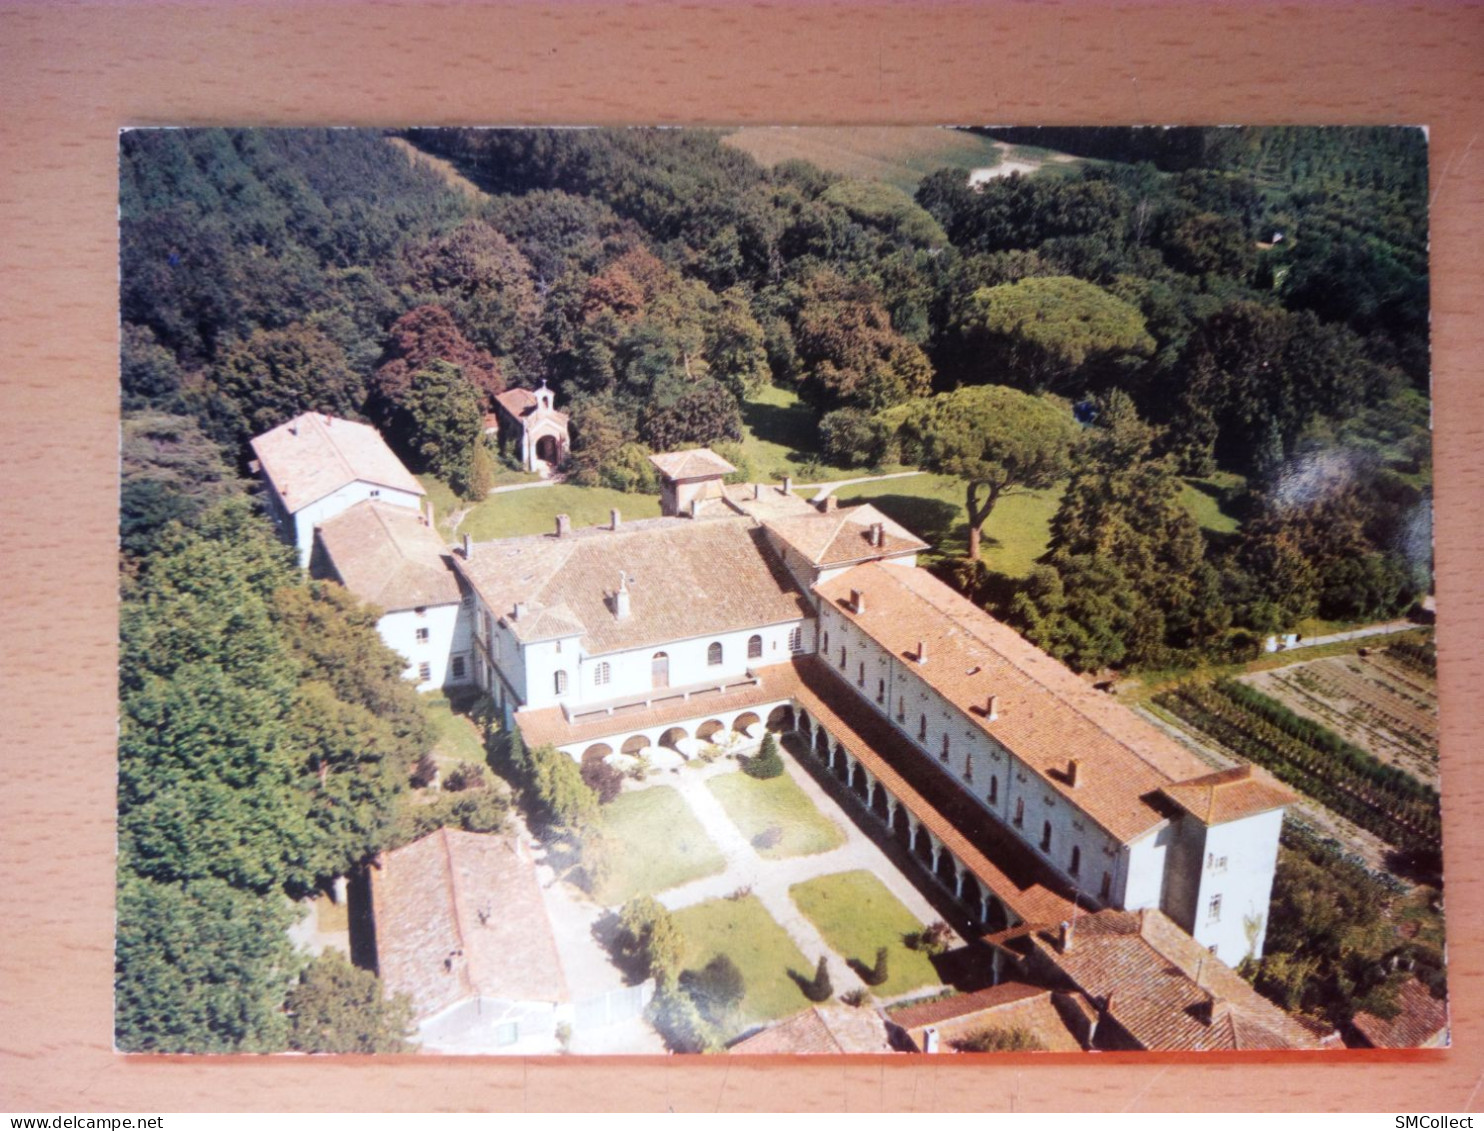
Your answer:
[370,829,569,1021]
[1161,764,1295,826]
[648,448,736,481]
[1352,978,1449,1048]
[713,482,818,520]
[729,1005,893,1054]
[493,387,569,427]
[791,657,1084,927]
[764,504,928,568]
[891,983,1088,1053]
[999,909,1327,1051]
[453,516,812,656]
[816,563,1219,843]
[249,412,424,512]
[314,501,462,612]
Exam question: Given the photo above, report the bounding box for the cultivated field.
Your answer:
[1240,648,1438,788]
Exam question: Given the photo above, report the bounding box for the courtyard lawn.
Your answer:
[672,895,813,1026]
[589,786,726,905]
[422,690,487,770]
[455,483,662,541]
[789,870,941,998]
[828,474,1064,580]
[706,769,846,860]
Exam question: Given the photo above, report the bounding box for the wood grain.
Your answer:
[1,0,1480,1113]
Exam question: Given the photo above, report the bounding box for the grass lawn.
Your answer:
[828,473,1064,580]
[455,483,662,541]
[422,690,487,770]
[734,383,879,484]
[789,870,941,998]
[589,786,726,905]
[706,769,846,859]
[672,895,813,1027]
[1180,471,1246,536]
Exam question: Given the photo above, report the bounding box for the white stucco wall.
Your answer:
[377,602,464,692]
[1183,807,1285,962]
[288,481,422,567]
[1122,828,1172,913]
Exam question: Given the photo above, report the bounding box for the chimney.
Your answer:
[689,498,699,519]
[753,483,761,500]
[513,602,528,621]
[1068,758,1081,787]
[850,588,865,614]
[610,508,621,531]
[462,533,473,559]
[614,575,631,620]
[922,1026,940,1054]
[818,495,838,513]
[915,640,928,665]
[1059,919,1075,953]
[555,514,571,538]
[782,475,793,495]
[869,521,884,547]
[986,693,998,721]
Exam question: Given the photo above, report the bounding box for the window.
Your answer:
[1040,821,1052,852]
[839,645,847,669]
[1209,945,1219,956]
[788,627,803,653]
[748,634,763,659]
[415,606,427,617]
[1207,894,1222,922]
[594,661,610,686]
[707,641,723,666]
[415,627,430,643]
[877,678,885,704]
[941,734,950,762]
[1070,846,1081,876]
[823,631,830,652]
[896,700,905,723]
[988,776,998,805]
[451,656,466,679]
[963,754,973,783]
[369,488,381,498]
[918,714,927,741]
[1013,798,1024,827]
[1100,872,1112,901]
[418,662,431,682]
[858,661,865,687]
[1207,853,1228,873]
[554,670,568,695]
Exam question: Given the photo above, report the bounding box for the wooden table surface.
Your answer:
[2,0,1481,1113]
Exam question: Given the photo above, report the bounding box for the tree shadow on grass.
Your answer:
[740,397,819,460]
[842,493,962,551]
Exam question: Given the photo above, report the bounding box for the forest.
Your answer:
[117,126,1432,1049]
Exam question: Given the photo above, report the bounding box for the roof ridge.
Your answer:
[301,411,362,497]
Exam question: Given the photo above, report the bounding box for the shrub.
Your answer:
[861,946,889,987]
[841,988,870,1008]
[919,921,953,956]
[745,732,784,779]
[683,954,746,1024]
[410,753,439,789]
[444,761,486,792]
[581,758,624,804]
[726,885,753,901]
[649,984,720,1054]
[952,1026,1047,1053]
[616,896,683,985]
[804,956,833,1003]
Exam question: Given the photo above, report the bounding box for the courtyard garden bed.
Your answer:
[789,870,942,998]
[672,895,813,1028]
[706,770,846,859]
[587,786,726,905]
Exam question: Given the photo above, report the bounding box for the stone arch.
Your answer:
[535,434,560,464]
[961,874,982,914]
[766,705,795,733]
[733,711,762,737]
[915,830,936,868]
[659,726,689,751]
[621,734,652,756]
[836,748,852,784]
[815,729,831,758]
[936,847,958,886]
[696,718,726,743]
[985,895,1010,934]
[870,783,891,822]
[893,805,912,847]
[581,743,613,764]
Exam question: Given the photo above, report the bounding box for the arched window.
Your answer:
[1041,821,1053,851]
[822,630,829,653]
[857,661,865,686]
[839,646,847,669]
[747,634,763,659]
[988,775,998,805]
[707,641,723,666]
[941,734,951,762]
[963,754,973,783]
[918,714,928,741]
[877,678,885,704]
[1070,846,1082,876]
[554,670,568,695]
[1014,798,1024,827]
[594,661,610,686]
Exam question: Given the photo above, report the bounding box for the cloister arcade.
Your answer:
[555,694,1019,934]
